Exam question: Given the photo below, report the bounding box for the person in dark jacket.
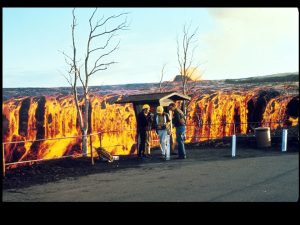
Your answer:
[137,104,153,158]
[169,103,186,159]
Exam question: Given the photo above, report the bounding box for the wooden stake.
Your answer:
[90,135,94,165]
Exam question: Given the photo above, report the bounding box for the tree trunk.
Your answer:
[82,97,89,155]
[82,128,88,155]
[62,8,128,156]
[182,83,187,116]
[182,100,187,118]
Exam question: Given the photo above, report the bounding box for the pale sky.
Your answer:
[3,7,299,88]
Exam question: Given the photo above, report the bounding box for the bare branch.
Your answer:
[91,17,129,39]
[92,61,117,75]
[89,8,98,31]
[176,38,183,75]
[89,41,120,76]
[77,69,85,88]
[159,63,167,92]
[91,13,129,38]
[186,44,198,73]
[59,50,73,62]
[58,69,73,87]
[88,33,116,54]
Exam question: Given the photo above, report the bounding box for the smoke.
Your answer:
[202,8,299,79]
[180,67,204,81]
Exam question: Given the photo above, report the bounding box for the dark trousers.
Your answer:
[138,130,146,157]
[176,125,186,158]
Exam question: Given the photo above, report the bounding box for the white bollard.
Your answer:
[281,129,288,152]
[232,135,236,157]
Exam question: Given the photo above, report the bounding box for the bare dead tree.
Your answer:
[158,63,167,93]
[61,8,129,155]
[176,23,202,115]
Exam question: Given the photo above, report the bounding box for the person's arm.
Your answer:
[165,112,171,122]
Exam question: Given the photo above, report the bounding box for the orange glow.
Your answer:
[185,91,254,142]
[2,87,298,167]
[262,95,298,128]
[180,67,203,81]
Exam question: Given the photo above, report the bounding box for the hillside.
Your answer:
[224,72,299,84]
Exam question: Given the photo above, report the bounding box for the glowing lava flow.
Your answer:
[2,88,298,166]
[185,90,254,142]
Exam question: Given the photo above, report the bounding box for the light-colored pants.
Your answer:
[138,130,151,156]
[145,130,151,155]
[157,130,170,160]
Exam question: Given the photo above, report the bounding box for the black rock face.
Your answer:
[2,114,10,139]
[247,90,281,126]
[234,106,241,133]
[35,96,46,140]
[23,96,46,161]
[286,97,299,118]
[18,97,31,137]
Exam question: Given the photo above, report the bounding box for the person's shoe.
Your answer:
[171,152,178,155]
[142,154,150,159]
[177,156,186,159]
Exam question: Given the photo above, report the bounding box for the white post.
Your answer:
[232,135,236,157]
[281,129,288,152]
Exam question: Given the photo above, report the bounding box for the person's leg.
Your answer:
[145,130,151,155]
[180,126,186,158]
[139,131,146,157]
[165,133,170,160]
[158,130,165,157]
[176,126,186,158]
[170,133,177,155]
[181,126,186,158]
[175,128,182,157]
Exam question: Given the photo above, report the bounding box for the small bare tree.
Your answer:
[157,63,179,93]
[176,23,202,115]
[158,63,167,93]
[61,8,128,155]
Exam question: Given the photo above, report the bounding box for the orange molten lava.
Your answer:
[2,87,298,166]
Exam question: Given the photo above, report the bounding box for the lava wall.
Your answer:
[186,90,254,142]
[2,89,298,165]
[2,94,136,164]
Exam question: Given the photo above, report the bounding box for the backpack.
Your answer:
[156,113,171,135]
